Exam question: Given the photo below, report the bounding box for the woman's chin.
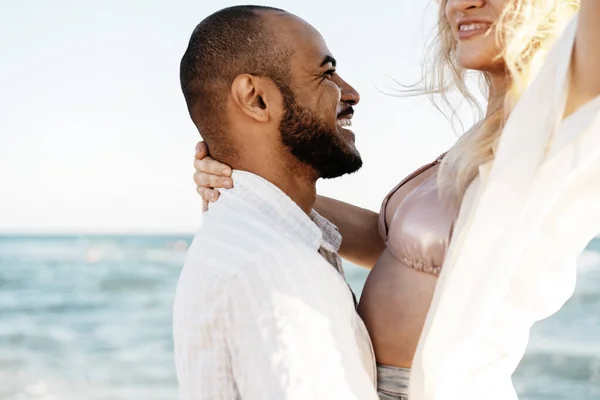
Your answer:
[458,57,493,72]
[456,45,504,73]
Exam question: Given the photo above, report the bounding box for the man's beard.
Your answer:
[278,92,362,179]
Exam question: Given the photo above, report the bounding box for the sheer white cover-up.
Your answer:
[410,14,600,400]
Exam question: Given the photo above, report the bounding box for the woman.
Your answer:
[192,1,600,399]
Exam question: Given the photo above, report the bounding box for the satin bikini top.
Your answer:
[378,154,458,276]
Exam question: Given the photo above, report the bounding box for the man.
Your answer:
[173,5,378,400]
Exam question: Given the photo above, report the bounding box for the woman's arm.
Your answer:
[315,196,385,269]
[565,2,600,116]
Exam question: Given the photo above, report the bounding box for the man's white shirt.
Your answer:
[173,171,377,399]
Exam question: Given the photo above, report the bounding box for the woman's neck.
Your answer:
[485,71,508,118]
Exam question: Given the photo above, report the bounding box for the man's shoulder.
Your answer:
[184,194,306,276]
[185,228,312,275]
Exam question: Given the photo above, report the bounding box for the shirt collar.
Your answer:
[229,171,341,252]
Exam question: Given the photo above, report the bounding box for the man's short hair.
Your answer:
[180,5,292,151]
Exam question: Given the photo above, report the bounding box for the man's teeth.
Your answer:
[337,118,352,127]
[459,23,488,32]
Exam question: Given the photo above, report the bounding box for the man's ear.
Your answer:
[230,75,282,122]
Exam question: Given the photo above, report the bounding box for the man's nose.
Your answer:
[336,76,360,106]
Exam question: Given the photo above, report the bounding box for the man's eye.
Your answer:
[323,69,335,80]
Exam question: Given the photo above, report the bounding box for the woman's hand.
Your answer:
[193,141,233,212]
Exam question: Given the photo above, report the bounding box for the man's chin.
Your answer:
[337,126,356,142]
[318,155,363,180]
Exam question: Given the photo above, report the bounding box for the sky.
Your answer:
[0,0,479,234]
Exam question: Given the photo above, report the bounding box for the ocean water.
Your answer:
[1,235,599,400]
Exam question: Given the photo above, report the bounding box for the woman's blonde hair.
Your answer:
[421,0,579,203]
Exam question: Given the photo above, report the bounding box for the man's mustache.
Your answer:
[337,106,354,119]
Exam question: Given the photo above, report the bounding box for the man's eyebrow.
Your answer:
[320,55,337,68]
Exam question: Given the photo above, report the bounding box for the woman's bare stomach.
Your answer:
[357,249,438,368]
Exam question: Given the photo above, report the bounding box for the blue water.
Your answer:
[1,235,599,399]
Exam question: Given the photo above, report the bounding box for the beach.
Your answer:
[1,234,599,399]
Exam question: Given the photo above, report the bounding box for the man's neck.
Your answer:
[268,170,317,215]
[221,153,318,216]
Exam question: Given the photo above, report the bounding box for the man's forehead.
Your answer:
[264,13,331,65]
[265,13,319,39]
